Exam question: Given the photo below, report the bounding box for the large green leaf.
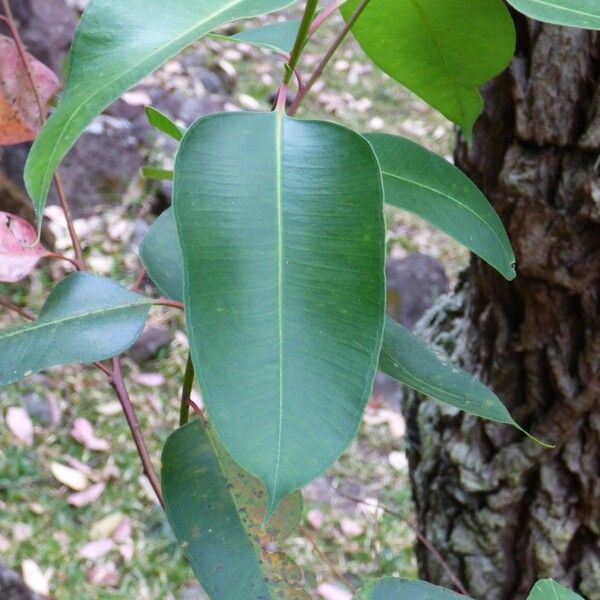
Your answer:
[527,579,584,600]
[24,0,295,228]
[140,209,183,303]
[355,577,471,599]
[341,0,515,136]
[174,111,385,514]
[0,273,150,385]
[507,0,600,28]
[380,316,518,427]
[364,133,516,280]
[162,420,309,599]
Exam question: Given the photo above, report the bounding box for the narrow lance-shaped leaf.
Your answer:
[380,317,551,447]
[174,111,385,515]
[355,577,472,599]
[507,0,600,29]
[341,0,515,137]
[162,420,309,599]
[24,0,296,229]
[364,133,516,280]
[527,579,584,600]
[141,166,173,181]
[144,106,184,142]
[0,273,151,385]
[211,19,302,55]
[139,208,183,303]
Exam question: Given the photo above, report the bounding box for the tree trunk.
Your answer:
[403,14,600,600]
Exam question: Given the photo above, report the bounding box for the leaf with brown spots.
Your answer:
[0,34,59,145]
[0,211,51,282]
[162,419,309,600]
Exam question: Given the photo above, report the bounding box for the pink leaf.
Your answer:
[5,406,34,446]
[0,211,50,282]
[0,35,60,145]
[68,482,106,507]
[70,417,110,452]
[78,539,115,561]
[86,562,120,588]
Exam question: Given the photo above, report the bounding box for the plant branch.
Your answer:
[153,298,184,311]
[1,0,85,269]
[110,357,164,508]
[46,252,81,270]
[289,0,371,116]
[283,0,319,85]
[334,488,469,595]
[179,354,195,426]
[0,295,35,320]
[308,0,345,37]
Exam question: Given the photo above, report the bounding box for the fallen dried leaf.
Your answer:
[316,582,352,600]
[21,559,50,596]
[5,406,34,446]
[91,513,126,540]
[340,518,364,538]
[388,450,408,472]
[79,539,115,561]
[86,562,120,587]
[307,509,325,530]
[50,462,89,491]
[0,35,60,145]
[68,482,106,507]
[70,417,110,451]
[131,372,165,387]
[0,212,51,282]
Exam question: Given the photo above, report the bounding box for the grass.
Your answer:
[0,5,468,598]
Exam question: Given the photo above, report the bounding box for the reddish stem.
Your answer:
[153,298,184,311]
[308,0,344,37]
[110,358,164,508]
[131,267,147,292]
[45,252,80,270]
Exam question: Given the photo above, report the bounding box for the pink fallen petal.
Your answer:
[5,406,34,446]
[65,456,98,481]
[112,516,131,542]
[70,417,110,452]
[307,509,325,530]
[86,562,120,587]
[316,583,352,600]
[118,540,135,563]
[132,372,165,387]
[0,211,50,282]
[79,539,115,561]
[0,35,60,145]
[68,482,106,507]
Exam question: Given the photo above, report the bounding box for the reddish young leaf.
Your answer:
[0,211,50,281]
[0,34,60,145]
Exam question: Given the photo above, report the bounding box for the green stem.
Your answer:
[179,354,195,426]
[283,0,319,85]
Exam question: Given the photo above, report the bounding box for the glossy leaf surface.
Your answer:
[24,0,295,227]
[380,317,517,427]
[174,111,385,513]
[139,209,183,303]
[342,0,515,136]
[527,579,584,600]
[364,133,516,280]
[507,0,600,28]
[162,420,309,599]
[0,273,150,385]
[356,578,471,599]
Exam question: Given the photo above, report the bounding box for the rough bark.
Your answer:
[403,15,600,600]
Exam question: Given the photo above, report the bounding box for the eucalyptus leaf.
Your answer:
[211,19,301,54]
[141,166,174,181]
[527,579,584,600]
[174,111,385,514]
[380,316,518,427]
[162,420,309,599]
[24,0,295,228]
[145,106,184,141]
[139,208,183,303]
[364,133,516,280]
[341,0,515,136]
[0,273,150,385]
[507,0,600,29]
[355,577,471,599]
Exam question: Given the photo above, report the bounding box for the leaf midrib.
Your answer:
[382,169,512,264]
[36,0,258,201]
[0,300,150,342]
